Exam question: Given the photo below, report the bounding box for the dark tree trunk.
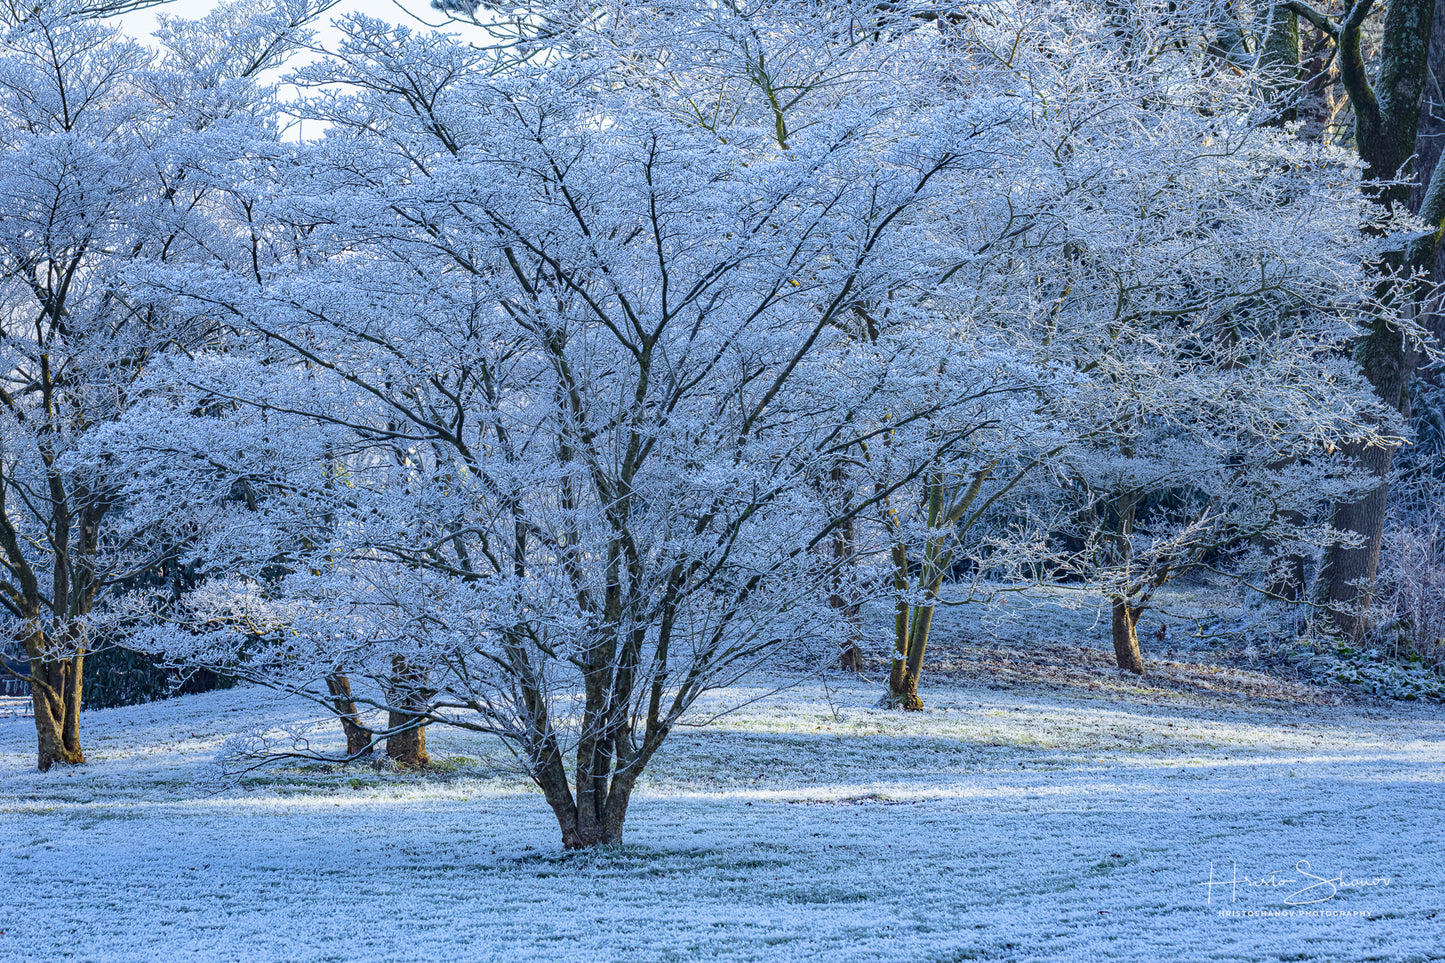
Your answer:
[1111,599,1147,676]
[1314,0,1437,641]
[552,778,633,849]
[1412,0,1445,388]
[1322,441,1397,636]
[830,481,863,671]
[1260,5,1302,125]
[326,673,372,757]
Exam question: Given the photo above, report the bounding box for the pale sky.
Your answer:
[111,0,466,139]
[113,0,444,46]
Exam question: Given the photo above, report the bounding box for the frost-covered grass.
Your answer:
[3,661,1445,963]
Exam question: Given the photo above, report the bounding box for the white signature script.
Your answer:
[1198,860,1391,905]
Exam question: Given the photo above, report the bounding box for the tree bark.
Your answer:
[1412,0,1445,389]
[1260,5,1303,126]
[1322,441,1397,635]
[30,650,85,771]
[326,673,373,757]
[887,553,931,711]
[547,780,632,849]
[384,658,430,769]
[1313,0,1437,641]
[385,711,429,769]
[1111,599,1147,676]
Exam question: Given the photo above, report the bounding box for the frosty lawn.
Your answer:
[3,663,1443,963]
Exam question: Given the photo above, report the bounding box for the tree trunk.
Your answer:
[532,737,635,849]
[551,794,630,849]
[559,781,633,849]
[1111,599,1147,675]
[385,710,429,769]
[30,653,84,771]
[888,601,934,711]
[1413,0,1445,375]
[326,673,373,757]
[1259,5,1302,125]
[1322,441,1397,639]
[385,658,430,769]
[1313,0,1437,642]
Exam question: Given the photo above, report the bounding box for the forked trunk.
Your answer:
[535,757,635,849]
[326,673,373,757]
[1111,599,1147,675]
[888,661,923,711]
[31,654,84,771]
[888,600,934,711]
[561,788,632,850]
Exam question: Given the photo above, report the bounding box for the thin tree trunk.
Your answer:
[1106,486,1145,673]
[1111,599,1147,676]
[888,596,937,711]
[831,465,862,671]
[326,673,372,757]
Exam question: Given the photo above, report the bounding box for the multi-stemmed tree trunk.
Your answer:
[882,462,1034,708]
[1,476,107,770]
[29,654,84,768]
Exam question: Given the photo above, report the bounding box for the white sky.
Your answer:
[111,1,465,140]
[112,0,443,46]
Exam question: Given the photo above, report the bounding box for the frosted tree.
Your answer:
[110,0,1399,846]
[1263,0,1444,639]
[119,2,1039,846]
[0,0,333,770]
[860,4,1392,691]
